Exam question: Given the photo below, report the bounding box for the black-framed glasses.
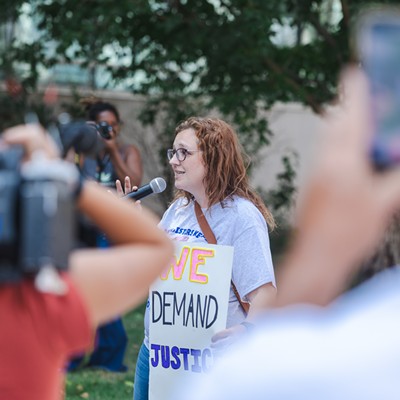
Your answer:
[167,148,201,162]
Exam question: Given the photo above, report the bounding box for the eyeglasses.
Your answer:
[167,148,201,162]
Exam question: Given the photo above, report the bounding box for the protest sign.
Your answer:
[149,241,234,400]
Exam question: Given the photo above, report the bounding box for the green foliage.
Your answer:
[0,90,55,132]
[5,1,400,114]
[0,92,28,131]
[0,0,348,143]
[266,151,298,214]
[65,304,146,400]
[259,151,298,262]
[4,0,400,201]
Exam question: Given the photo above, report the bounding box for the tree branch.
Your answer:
[263,58,324,114]
[340,0,350,29]
[308,14,342,64]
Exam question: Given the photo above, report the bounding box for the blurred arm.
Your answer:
[108,143,143,186]
[70,181,173,327]
[246,282,277,319]
[3,123,172,328]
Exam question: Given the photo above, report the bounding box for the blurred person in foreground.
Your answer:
[0,124,173,400]
[175,68,400,400]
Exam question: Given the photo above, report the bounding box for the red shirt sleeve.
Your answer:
[27,273,93,359]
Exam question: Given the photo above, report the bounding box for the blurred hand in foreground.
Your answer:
[277,67,400,307]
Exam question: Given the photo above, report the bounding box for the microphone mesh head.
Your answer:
[150,177,167,194]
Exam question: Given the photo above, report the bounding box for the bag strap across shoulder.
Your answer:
[194,201,250,315]
[194,201,217,244]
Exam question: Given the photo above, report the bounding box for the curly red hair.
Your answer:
[173,117,275,230]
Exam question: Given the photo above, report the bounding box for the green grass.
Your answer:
[65,303,146,400]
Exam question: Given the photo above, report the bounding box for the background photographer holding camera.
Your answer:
[68,97,143,372]
[77,99,143,188]
[66,99,144,372]
[0,123,173,400]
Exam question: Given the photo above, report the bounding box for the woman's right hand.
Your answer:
[116,176,142,208]
[116,176,137,197]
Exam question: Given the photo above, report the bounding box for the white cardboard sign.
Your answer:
[149,241,234,400]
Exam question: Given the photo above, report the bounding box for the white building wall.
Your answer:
[252,102,325,191]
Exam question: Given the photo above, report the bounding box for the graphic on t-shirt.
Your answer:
[165,226,206,241]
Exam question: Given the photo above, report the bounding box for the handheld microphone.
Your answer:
[123,177,167,201]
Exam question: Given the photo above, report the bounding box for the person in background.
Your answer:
[68,99,143,372]
[174,68,400,400]
[0,123,173,400]
[79,99,142,187]
[121,116,277,400]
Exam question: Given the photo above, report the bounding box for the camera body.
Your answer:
[0,146,78,282]
[96,121,113,140]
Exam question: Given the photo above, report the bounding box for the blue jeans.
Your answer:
[68,318,127,372]
[133,342,149,400]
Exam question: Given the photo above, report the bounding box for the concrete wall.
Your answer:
[252,102,324,193]
[252,102,327,227]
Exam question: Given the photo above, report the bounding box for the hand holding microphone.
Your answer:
[116,176,167,201]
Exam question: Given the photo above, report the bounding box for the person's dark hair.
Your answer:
[81,98,120,122]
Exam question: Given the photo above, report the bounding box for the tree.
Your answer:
[2,0,400,276]
[5,1,400,129]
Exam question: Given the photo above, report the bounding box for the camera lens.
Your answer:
[96,121,112,140]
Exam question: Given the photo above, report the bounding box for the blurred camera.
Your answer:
[57,118,104,157]
[96,121,113,140]
[0,145,78,283]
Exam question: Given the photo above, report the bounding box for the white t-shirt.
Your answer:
[143,196,275,347]
[175,266,400,400]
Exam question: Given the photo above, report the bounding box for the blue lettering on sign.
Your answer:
[150,344,213,373]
